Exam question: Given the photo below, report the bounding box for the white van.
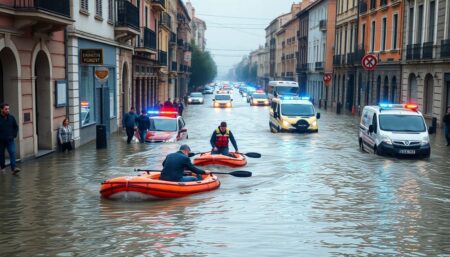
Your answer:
[267,81,299,101]
[359,104,431,158]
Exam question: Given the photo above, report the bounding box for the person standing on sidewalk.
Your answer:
[58,118,74,152]
[123,107,138,144]
[443,107,450,146]
[136,110,150,144]
[0,103,20,174]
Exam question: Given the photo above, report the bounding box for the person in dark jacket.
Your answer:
[136,110,150,143]
[210,121,238,156]
[177,98,185,116]
[160,145,211,182]
[443,107,450,146]
[123,107,138,144]
[0,103,20,174]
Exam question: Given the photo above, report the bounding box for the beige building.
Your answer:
[185,1,206,51]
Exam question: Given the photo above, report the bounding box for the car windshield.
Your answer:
[379,115,426,132]
[276,86,299,95]
[150,118,177,132]
[252,94,267,99]
[190,93,202,97]
[281,104,315,116]
[215,95,231,100]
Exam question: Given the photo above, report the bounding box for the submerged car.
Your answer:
[203,86,214,94]
[187,92,204,104]
[145,110,188,143]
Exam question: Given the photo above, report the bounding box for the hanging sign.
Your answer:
[95,67,110,84]
[80,49,104,65]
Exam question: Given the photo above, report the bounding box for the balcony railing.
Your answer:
[346,53,355,65]
[356,48,366,64]
[422,42,433,59]
[160,12,171,30]
[143,27,157,50]
[158,51,168,66]
[380,0,388,7]
[442,39,450,58]
[359,1,368,14]
[151,0,165,11]
[406,44,413,60]
[14,0,71,17]
[315,62,324,70]
[412,43,421,60]
[116,0,139,30]
[319,20,327,31]
[333,55,342,65]
[296,63,308,73]
[171,61,177,72]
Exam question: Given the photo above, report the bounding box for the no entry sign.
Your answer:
[362,54,378,71]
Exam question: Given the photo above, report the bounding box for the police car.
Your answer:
[213,94,233,108]
[143,109,188,143]
[269,96,320,133]
[359,103,431,158]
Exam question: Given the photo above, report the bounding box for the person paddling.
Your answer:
[210,121,239,156]
[160,145,211,182]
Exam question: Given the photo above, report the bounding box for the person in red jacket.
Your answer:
[209,121,238,156]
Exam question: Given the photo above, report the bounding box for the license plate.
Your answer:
[399,149,416,154]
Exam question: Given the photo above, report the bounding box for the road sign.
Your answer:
[323,74,332,83]
[361,54,378,71]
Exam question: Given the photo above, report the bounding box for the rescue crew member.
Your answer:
[210,121,238,156]
[160,145,211,182]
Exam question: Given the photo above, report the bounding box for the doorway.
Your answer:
[34,51,52,150]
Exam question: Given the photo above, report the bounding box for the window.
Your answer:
[145,6,149,27]
[81,0,88,11]
[361,23,366,48]
[408,8,414,44]
[371,21,376,52]
[95,0,102,17]
[80,66,96,126]
[392,14,398,49]
[428,1,435,43]
[417,5,424,44]
[381,17,387,51]
[424,74,434,115]
[108,0,113,22]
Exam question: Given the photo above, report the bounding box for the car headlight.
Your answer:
[253,100,258,104]
[188,99,192,102]
[421,137,429,146]
[214,102,219,107]
[226,102,231,107]
[382,136,392,145]
[164,137,177,143]
[282,120,290,127]
[312,121,317,127]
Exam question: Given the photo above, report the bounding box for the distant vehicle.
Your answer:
[187,92,204,104]
[203,86,214,94]
[145,110,188,143]
[220,85,233,94]
[249,92,269,106]
[267,81,299,100]
[213,94,233,108]
[359,103,431,158]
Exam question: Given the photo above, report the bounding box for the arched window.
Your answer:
[391,76,397,103]
[383,76,389,102]
[408,73,417,102]
[376,76,381,104]
[424,74,434,115]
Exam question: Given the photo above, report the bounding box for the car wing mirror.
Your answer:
[368,125,374,133]
[316,113,321,119]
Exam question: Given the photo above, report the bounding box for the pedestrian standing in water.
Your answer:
[443,107,450,146]
[122,107,138,144]
[136,110,150,143]
[0,103,20,174]
[58,118,74,152]
[178,98,185,116]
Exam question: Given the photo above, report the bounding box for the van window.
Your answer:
[372,114,378,133]
[276,86,299,95]
[379,115,426,132]
[281,104,315,116]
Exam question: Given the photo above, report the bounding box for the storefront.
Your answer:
[78,39,117,145]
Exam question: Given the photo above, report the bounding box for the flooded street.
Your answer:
[1,92,450,257]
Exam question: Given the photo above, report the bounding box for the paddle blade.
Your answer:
[213,170,252,177]
[244,152,261,158]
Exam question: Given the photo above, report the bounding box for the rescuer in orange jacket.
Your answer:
[210,121,238,156]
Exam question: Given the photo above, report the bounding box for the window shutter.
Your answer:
[81,0,88,11]
[96,0,103,17]
[108,0,113,21]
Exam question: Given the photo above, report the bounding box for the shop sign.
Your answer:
[95,67,110,84]
[80,49,104,64]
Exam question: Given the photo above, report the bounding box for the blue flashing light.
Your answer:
[300,96,311,101]
[147,110,159,115]
[379,103,394,108]
[281,96,295,100]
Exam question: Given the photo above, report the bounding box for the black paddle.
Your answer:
[189,152,261,158]
[134,169,252,177]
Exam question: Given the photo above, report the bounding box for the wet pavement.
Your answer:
[1,91,450,256]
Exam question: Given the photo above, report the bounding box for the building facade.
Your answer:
[402,0,450,127]
[0,0,72,159]
[176,0,192,98]
[185,0,206,51]
[280,17,299,82]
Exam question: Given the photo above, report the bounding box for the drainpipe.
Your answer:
[354,0,361,114]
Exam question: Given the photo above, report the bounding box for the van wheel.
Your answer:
[270,123,277,133]
[374,146,382,156]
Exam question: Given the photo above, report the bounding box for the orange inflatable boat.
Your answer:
[193,152,247,167]
[100,172,220,200]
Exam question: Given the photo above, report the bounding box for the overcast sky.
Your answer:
[188,0,297,78]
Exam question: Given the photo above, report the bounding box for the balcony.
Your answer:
[315,62,324,71]
[442,39,450,58]
[406,44,413,60]
[412,44,421,60]
[333,55,342,65]
[0,0,73,32]
[115,0,140,41]
[296,63,308,73]
[160,12,171,31]
[136,27,157,54]
[422,42,433,59]
[170,32,177,45]
[151,0,166,12]
[158,50,168,66]
[319,20,327,31]
[380,0,388,8]
[171,61,177,72]
[359,1,368,13]
[346,53,354,65]
[355,48,366,64]
[177,39,184,47]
